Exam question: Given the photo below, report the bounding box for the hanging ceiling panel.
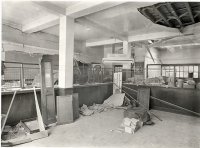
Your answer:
[138,2,200,29]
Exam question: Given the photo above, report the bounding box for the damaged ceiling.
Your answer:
[138,2,200,29]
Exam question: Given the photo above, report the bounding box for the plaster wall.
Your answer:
[159,46,200,64]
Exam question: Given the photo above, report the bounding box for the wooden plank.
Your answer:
[19,121,31,134]
[2,130,48,146]
[33,87,45,131]
[40,56,56,125]
[28,130,48,141]
[2,138,32,146]
[137,88,150,110]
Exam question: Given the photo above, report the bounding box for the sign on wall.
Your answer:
[135,62,144,75]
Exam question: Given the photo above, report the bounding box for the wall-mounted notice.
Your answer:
[135,62,144,75]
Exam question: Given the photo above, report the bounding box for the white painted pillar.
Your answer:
[134,45,146,79]
[123,41,131,69]
[59,16,74,88]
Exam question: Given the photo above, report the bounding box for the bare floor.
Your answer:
[19,109,200,148]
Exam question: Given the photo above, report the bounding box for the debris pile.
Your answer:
[121,118,143,134]
[80,93,125,116]
[124,107,154,125]
[2,123,28,141]
[110,107,154,134]
[80,104,95,116]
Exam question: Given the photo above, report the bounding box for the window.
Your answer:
[159,64,200,79]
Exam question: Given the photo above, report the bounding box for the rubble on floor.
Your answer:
[122,118,143,134]
[80,93,125,116]
[111,106,155,134]
[2,123,29,141]
[80,104,95,116]
[124,107,152,124]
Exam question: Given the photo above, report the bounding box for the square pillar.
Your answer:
[123,41,131,69]
[134,45,146,79]
[58,16,74,95]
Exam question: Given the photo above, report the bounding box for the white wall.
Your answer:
[145,47,162,78]
[3,40,104,64]
[160,45,200,64]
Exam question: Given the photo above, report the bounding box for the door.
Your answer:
[40,55,56,125]
[113,65,122,93]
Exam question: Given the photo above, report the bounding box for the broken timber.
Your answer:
[1,87,48,146]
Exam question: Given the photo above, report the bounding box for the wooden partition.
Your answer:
[1,83,113,125]
[123,84,200,117]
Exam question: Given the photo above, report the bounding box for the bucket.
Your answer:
[177,79,183,88]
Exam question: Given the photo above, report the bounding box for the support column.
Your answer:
[58,16,74,95]
[134,44,146,79]
[122,41,131,69]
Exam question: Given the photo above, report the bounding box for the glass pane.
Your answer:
[184,72,188,78]
[162,70,165,76]
[180,66,183,71]
[176,72,180,77]
[166,71,169,77]
[170,71,174,77]
[194,72,198,78]
[194,66,198,72]
[175,66,179,72]
[184,66,188,72]
[180,72,183,77]
[189,66,193,72]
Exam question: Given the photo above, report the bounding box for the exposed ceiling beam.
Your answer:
[140,9,155,23]
[33,1,66,16]
[148,34,200,48]
[185,3,195,23]
[194,10,200,18]
[128,31,181,42]
[76,17,127,41]
[166,3,183,28]
[66,1,125,18]
[2,41,58,55]
[3,24,59,50]
[86,30,181,47]
[151,42,200,48]
[3,19,22,30]
[22,1,65,33]
[145,45,155,63]
[23,1,126,33]
[153,6,172,27]
[86,38,122,47]
[22,15,59,33]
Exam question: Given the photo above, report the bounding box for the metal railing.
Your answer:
[2,62,40,89]
[1,62,114,89]
[73,67,114,85]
